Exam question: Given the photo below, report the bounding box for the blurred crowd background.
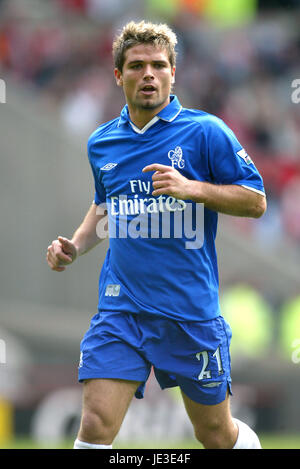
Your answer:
[0,0,300,447]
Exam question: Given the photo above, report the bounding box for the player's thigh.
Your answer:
[181,389,232,434]
[81,377,141,429]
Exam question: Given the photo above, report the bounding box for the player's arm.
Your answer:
[47,202,107,272]
[187,181,266,218]
[143,164,266,218]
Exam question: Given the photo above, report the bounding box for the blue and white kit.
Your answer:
[78,95,265,404]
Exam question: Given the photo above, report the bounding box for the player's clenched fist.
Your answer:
[47,236,77,272]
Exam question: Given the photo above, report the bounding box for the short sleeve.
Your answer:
[87,135,106,205]
[205,116,265,195]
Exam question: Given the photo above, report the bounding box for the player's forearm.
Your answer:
[71,227,101,257]
[71,203,107,256]
[187,181,267,218]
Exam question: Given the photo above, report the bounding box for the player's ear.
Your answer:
[114,68,123,87]
[171,67,176,85]
[171,66,176,85]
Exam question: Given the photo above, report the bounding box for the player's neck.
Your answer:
[129,112,157,129]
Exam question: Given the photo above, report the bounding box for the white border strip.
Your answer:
[160,105,183,122]
[129,116,159,134]
[242,185,266,197]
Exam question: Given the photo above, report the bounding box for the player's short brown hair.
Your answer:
[112,20,177,71]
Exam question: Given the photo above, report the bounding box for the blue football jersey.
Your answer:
[87,95,265,321]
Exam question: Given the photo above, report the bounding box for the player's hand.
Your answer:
[46,236,78,272]
[142,163,192,199]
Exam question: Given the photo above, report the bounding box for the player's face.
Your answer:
[115,43,175,119]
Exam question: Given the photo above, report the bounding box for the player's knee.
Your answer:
[79,410,116,445]
[194,420,232,449]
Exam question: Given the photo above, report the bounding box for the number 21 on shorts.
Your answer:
[196,347,224,380]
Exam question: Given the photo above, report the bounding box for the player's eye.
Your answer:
[130,63,142,69]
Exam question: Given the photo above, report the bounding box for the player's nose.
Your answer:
[143,65,155,80]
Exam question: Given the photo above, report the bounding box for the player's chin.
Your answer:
[140,96,164,110]
[138,95,155,105]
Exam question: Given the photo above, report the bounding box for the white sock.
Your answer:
[73,438,112,449]
[232,418,262,449]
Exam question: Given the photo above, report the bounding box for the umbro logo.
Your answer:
[101,163,118,171]
[201,382,222,388]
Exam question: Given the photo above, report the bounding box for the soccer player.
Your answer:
[46,21,266,449]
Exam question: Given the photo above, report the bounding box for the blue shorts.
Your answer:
[78,312,232,405]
